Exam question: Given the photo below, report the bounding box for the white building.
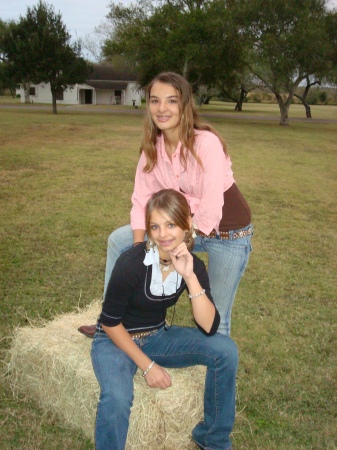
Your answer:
[19,64,142,107]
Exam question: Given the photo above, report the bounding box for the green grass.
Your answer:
[0,102,336,449]
[202,100,337,120]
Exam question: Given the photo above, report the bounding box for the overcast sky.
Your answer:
[2,0,337,45]
[2,0,132,41]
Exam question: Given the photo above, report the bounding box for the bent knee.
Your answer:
[212,335,239,368]
[100,388,133,409]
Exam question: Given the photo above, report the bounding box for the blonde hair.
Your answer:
[141,72,228,173]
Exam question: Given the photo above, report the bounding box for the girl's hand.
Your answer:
[170,242,194,279]
[144,364,172,389]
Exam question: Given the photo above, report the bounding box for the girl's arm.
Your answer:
[130,152,160,231]
[191,132,234,235]
[102,252,171,388]
[102,323,172,389]
[132,229,146,245]
[170,243,217,334]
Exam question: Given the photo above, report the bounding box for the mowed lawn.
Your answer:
[0,101,336,450]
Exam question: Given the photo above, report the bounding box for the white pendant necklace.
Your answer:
[159,258,172,272]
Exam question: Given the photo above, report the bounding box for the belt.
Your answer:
[195,226,253,240]
[128,325,163,340]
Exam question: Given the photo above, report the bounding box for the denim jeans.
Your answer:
[104,224,253,336]
[91,326,238,450]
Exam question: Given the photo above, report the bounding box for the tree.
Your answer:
[82,20,116,62]
[295,9,337,118]
[215,70,260,111]
[0,62,18,97]
[294,76,321,118]
[1,1,91,113]
[324,9,337,85]
[0,19,7,60]
[236,0,335,125]
[0,20,18,96]
[102,0,246,89]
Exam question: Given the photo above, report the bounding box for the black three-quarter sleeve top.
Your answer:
[98,242,220,336]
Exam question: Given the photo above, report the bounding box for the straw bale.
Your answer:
[8,301,206,449]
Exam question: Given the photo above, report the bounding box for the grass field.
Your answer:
[0,99,336,450]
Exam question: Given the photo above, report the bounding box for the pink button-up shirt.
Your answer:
[130,130,235,235]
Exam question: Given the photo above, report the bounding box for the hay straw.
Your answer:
[7,301,206,449]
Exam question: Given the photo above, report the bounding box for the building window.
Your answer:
[56,89,64,101]
[29,87,36,95]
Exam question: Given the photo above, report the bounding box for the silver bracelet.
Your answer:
[188,288,206,300]
[142,360,155,377]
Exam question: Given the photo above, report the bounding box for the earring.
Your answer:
[184,229,194,251]
[146,239,155,252]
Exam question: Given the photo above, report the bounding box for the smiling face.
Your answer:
[148,81,181,138]
[149,208,189,258]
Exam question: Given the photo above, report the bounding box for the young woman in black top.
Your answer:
[91,189,238,450]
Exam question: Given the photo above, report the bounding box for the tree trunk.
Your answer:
[235,88,247,112]
[279,106,289,125]
[275,92,291,126]
[23,82,31,103]
[182,59,189,79]
[203,96,212,105]
[294,93,312,118]
[221,89,241,111]
[304,103,312,119]
[302,81,312,118]
[52,91,57,114]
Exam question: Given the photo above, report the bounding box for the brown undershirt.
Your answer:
[218,183,251,232]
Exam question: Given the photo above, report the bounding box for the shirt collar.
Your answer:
[143,246,159,266]
[143,245,183,295]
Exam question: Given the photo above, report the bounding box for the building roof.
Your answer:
[85,80,130,90]
[85,64,138,90]
[87,64,138,82]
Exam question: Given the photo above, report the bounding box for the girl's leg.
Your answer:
[196,227,253,336]
[91,333,137,450]
[142,326,238,450]
[104,225,134,297]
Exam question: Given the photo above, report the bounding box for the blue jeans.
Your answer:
[104,224,253,336]
[91,326,238,450]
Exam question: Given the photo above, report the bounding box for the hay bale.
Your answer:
[8,302,205,449]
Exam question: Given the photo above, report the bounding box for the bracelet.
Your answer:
[188,288,206,300]
[142,361,155,377]
[132,242,143,247]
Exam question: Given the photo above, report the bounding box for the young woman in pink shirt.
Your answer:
[79,72,253,338]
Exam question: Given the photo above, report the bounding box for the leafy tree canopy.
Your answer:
[103,0,246,88]
[235,0,336,124]
[1,1,92,113]
[0,19,19,95]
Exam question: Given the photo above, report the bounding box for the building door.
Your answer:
[115,90,122,105]
[85,90,93,104]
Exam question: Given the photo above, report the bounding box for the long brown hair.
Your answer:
[141,72,228,173]
[145,189,192,246]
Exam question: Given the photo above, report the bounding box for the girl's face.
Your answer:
[149,208,188,256]
[148,82,181,136]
